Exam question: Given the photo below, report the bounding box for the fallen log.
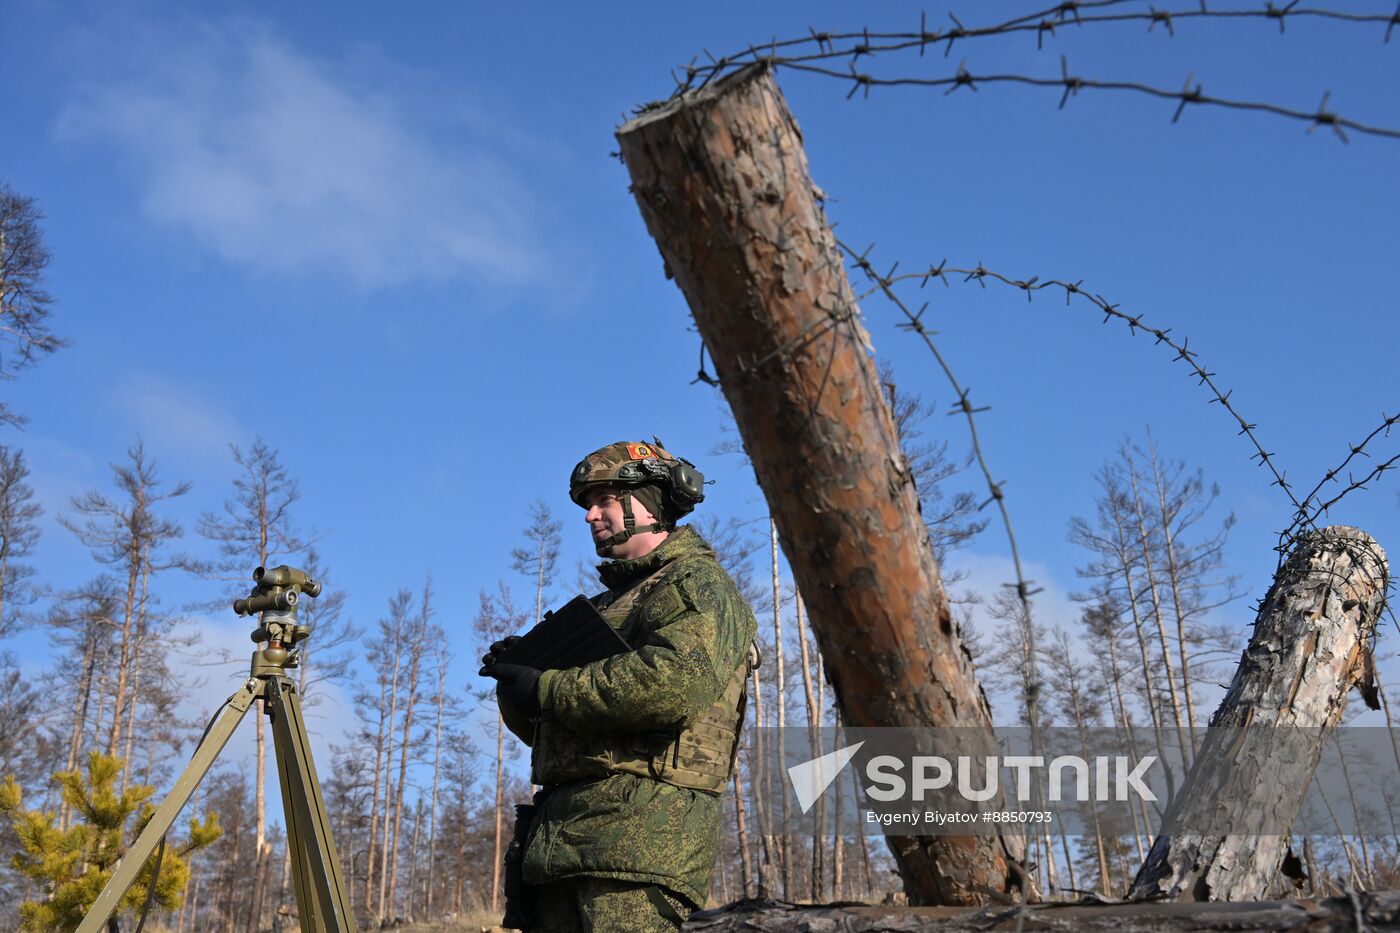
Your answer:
[680,890,1400,931]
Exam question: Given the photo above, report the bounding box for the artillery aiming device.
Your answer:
[78,566,358,933]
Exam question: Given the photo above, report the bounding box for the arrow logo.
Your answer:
[787,741,865,814]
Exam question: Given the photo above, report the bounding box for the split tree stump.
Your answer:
[1130,525,1388,901]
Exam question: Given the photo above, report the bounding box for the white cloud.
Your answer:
[56,18,550,289]
[112,371,245,464]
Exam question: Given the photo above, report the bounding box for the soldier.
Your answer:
[481,440,758,931]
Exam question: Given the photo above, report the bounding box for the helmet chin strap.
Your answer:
[595,491,666,557]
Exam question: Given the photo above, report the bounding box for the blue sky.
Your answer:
[3,0,1399,769]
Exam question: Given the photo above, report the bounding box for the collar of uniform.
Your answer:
[596,524,705,590]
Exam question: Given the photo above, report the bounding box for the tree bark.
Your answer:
[427,644,447,915]
[747,662,778,898]
[491,710,504,915]
[407,797,424,918]
[365,674,388,916]
[105,520,143,760]
[617,62,1021,906]
[732,768,753,897]
[120,552,149,794]
[795,590,825,901]
[1130,525,1387,901]
[1095,609,1151,861]
[61,618,101,832]
[768,518,791,899]
[387,598,427,914]
[377,626,403,919]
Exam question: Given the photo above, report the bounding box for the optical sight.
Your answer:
[233,564,321,616]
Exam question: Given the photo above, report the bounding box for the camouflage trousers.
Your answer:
[527,877,692,932]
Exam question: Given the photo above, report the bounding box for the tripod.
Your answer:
[78,566,359,933]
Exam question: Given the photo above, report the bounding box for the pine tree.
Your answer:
[46,579,121,831]
[510,500,562,625]
[471,584,526,914]
[0,753,220,932]
[0,446,42,637]
[61,443,193,760]
[197,437,310,931]
[0,182,67,429]
[0,653,42,788]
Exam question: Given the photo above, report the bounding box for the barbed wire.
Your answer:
[843,249,1307,515]
[679,0,1400,80]
[672,1,1400,142]
[1283,413,1400,540]
[835,243,1399,634]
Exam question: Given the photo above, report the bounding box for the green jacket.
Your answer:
[505,525,757,906]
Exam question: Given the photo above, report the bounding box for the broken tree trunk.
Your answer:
[617,63,1022,906]
[1130,525,1388,901]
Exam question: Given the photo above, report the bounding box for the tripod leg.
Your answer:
[77,679,260,933]
[267,676,359,933]
[274,706,323,933]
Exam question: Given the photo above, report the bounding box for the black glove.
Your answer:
[483,662,543,719]
[479,635,523,672]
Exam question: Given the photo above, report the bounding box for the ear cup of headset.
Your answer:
[669,462,705,514]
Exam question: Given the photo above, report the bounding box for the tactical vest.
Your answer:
[531,558,750,796]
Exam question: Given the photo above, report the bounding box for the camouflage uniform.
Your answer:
[502,524,757,930]
[530,876,692,932]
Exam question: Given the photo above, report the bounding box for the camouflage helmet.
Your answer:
[569,439,705,519]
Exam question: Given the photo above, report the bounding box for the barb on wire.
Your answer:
[672,1,1400,142]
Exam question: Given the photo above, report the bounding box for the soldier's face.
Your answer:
[582,486,666,559]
